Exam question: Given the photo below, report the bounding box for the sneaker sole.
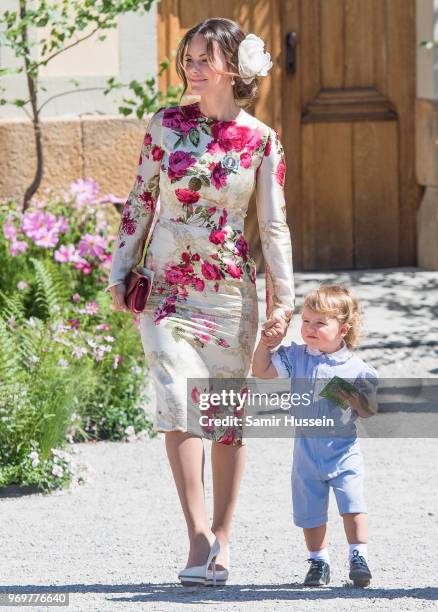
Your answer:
[349,571,371,587]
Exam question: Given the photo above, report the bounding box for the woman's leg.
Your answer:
[211,441,246,570]
[165,431,214,567]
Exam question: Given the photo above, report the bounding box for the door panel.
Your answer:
[158,0,420,271]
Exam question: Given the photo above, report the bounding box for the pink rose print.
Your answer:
[175,189,200,204]
[264,134,272,156]
[211,163,228,190]
[120,206,136,235]
[192,277,205,291]
[275,158,286,187]
[163,106,199,135]
[154,296,176,324]
[201,261,222,280]
[152,145,164,161]
[218,427,237,445]
[143,133,152,147]
[139,191,155,212]
[240,152,252,169]
[226,263,242,279]
[235,235,248,259]
[209,229,227,245]
[209,123,253,153]
[191,387,200,403]
[168,151,197,180]
[218,209,228,228]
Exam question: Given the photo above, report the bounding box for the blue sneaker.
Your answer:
[349,549,372,587]
[303,558,330,586]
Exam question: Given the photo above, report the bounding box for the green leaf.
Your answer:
[189,128,200,147]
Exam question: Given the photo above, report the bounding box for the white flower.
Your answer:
[52,464,64,477]
[124,425,135,436]
[238,33,273,84]
[58,358,69,367]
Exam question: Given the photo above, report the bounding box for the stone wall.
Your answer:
[0,114,151,205]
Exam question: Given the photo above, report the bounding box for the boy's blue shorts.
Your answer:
[291,436,367,528]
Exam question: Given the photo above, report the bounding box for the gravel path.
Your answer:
[1,268,437,611]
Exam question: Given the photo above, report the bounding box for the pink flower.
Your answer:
[210,123,254,152]
[10,240,29,256]
[154,296,177,324]
[69,178,100,206]
[78,233,106,259]
[191,387,200,404]
[120,207,136,235]
[209,229,227,245]
[192,277,205,292]
[74,260,92,275]
[246,129,264,153]
[54,244,76,263]
[3,215,17,240]
[17,281,29,291]
[264,134,272,156]
[195,331,211,343]
[113,354,122,369]
[139,191,155,212]
[85,301,99,315]
[168,151,197,180]
[275,158,286,187]
[218,427,237,445]
[211,164,228,190]
[175,189,200,204]
[163,106,199,135]
[68,319,80,329]
[56,216,70,234]
[235,235,248,258]
[218,209,228,228]
[240,152,252,169]
[152,145,164,161]
[226,263,242,279]
[165,266,185,284]
[201,261,222,281]
[72,293,81,303]
[143,133,152,147]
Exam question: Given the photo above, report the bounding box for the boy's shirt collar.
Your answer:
[305,340,352,363]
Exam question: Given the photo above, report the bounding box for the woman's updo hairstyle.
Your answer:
[175,17,259,110]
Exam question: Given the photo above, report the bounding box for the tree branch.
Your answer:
[38,87,107,113]
[39,19,112,66]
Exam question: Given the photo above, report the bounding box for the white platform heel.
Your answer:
[178,538,228,586]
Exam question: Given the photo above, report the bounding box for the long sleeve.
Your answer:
[104,108,164,292]
[255,127,295,322]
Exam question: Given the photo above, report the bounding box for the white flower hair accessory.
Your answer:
[237,33,273,84]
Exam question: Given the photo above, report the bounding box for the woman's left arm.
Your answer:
[255,127,296,332]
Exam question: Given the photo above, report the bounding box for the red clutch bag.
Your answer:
[124,208,158,314]
[125,265,155,313]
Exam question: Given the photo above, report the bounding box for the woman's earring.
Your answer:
[231,78,235,85]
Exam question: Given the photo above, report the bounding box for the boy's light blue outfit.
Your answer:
[271,340,379,529]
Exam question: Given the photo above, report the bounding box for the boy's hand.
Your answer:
[260,330,283,349]
[336,388,376,417]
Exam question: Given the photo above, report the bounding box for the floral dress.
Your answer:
[105,101,295,445]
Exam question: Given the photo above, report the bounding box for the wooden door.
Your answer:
[157,0,421,271]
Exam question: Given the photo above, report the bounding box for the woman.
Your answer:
[106,18,295,586]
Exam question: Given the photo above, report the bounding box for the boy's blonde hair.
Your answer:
[302,285,363,350]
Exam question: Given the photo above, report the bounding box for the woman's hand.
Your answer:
[261,312,289,348]
[110,283,130,312]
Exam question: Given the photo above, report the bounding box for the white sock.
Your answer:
[349,543,367,560]
[309,548,330,563]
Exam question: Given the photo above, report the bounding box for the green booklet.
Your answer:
[319,376,358,410]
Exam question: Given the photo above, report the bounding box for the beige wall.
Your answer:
[0,115,150,204]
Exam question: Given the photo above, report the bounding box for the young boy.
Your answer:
[252,285,378,587]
